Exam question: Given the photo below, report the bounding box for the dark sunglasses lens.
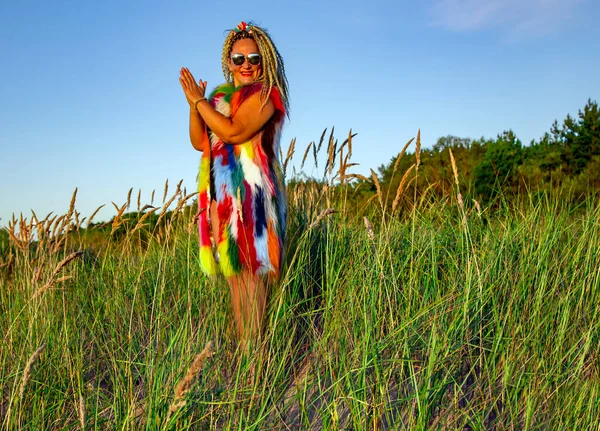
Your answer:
[231,54,245,66]
[248,54,261,65]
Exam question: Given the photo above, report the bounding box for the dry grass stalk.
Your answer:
[151,190,156,206]
[87,205,105,228]
[338,130,353,155]
[174,191,199,214]
[457,193,465,213]
[168,342,214,416]
[126,187,133,209]
[35,212,52,242]
[283,137,296,176]
[51,215,65,237]
[312,140,318,169]
[17,214,30,245]
[316,128,328,153]
[418,182,440,208]
[393,137,415,172]
[110,202,128,236]
[0,251,13,270]
[130,207,160,236]
[188,208,204,233]
[7,223,26,251]
[308,208,338,230]
[44,215,57,242]
[78,393,86,430]
[345,129,355,158]
[392,164,416,212]
[345,173,369,182]
[363,217,375,241]
[449,148,459,186]
[32,257,45,284]
[137,189,142,212]
[326,138,337,176]
[415,130,421,169]
[30,210,39,232]
[405,176,417,192]
[473,199,482,217]
[40,212,54,225]
[54,275,73,283]
[344,161,358,171]
[338,144,344,182]
[370,169,383,209]
[66,188,78,221]
[448,148,465,215]
[26,214,34,239]
[326,127,335,154]
[163,179,169,204]
[156,190,181,227]
[33,251,83,299]
[74,211,82,230]
[52,235,68,254]
[176,179,184,195]
[19,342,47,399]
[300,141,313,170]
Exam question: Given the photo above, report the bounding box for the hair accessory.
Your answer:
[234,21,248,33]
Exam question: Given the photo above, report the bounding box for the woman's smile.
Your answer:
[228,38,263,86]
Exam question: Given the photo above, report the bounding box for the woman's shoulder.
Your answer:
[235,83,285,115]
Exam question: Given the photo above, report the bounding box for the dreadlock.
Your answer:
[221,21,290,116]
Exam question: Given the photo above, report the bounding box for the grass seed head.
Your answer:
[301,141,313,170]
[169,342,214,414]
[283,137,296,177]
[370,169,383,209]
[126,187,132,209]
[163,179,169,204]
[415,130,421,169]
[449,148,459,186]
[392,164,416,213]
[19,342,47,399]
[87,205,105,228]
[394,137,415,173]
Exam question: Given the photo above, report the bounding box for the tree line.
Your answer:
[371,98,599,207]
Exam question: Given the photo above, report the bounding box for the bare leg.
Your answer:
[211,199,273,356]
[228,271,269,352]
[228,276,245,347]
[210,201,243,342]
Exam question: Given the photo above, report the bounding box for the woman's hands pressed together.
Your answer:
[179,67,208,109]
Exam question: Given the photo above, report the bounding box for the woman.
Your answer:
[179,21,289,350]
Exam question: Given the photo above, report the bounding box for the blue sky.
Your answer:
[1,0,598,226]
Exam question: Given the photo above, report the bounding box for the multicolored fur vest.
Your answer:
[197,82,287,278]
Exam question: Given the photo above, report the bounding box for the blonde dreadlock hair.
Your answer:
[222,21,290,116]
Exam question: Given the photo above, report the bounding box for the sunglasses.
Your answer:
[230,53,261,66]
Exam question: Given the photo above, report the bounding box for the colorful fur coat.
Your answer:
[197,82,287,278]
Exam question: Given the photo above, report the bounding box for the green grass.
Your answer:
[1,180,599,429]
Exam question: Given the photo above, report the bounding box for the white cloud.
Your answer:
[429,0,587,36]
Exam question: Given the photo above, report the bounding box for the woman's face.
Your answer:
[228,38,262,86]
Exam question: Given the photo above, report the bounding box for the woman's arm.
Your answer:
[180,67,275,145]
[188,108,207,152]
[196,93,275,145]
